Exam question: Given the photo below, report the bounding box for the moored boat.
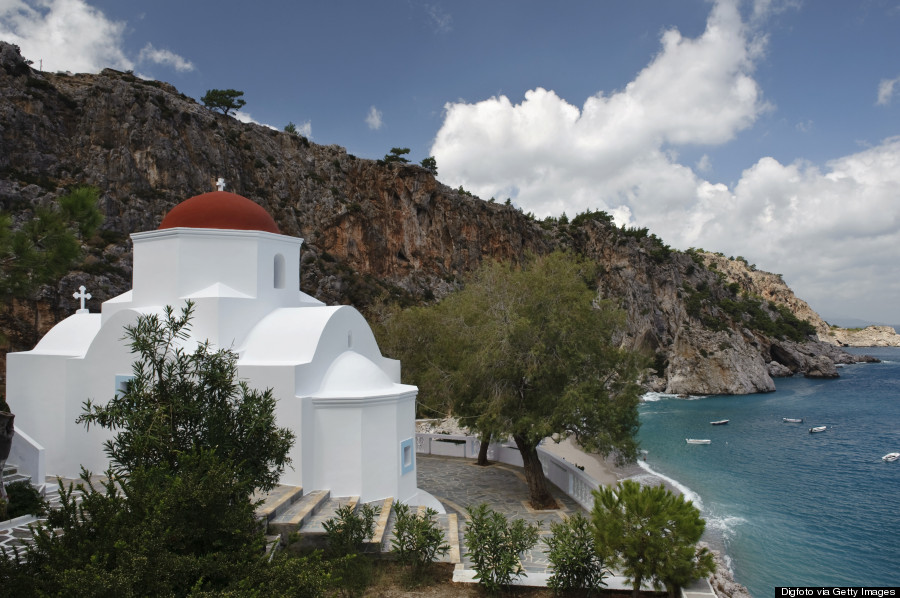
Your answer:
[710,419,729,425]
[882,452,900,462]
[686,438,711,444]
[809,426,827,433]
[783,418,803,423]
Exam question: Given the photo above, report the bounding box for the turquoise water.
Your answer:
[636,347,900,596]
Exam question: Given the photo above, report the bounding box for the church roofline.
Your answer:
[131,226,302,244]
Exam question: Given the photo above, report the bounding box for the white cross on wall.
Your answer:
[73,285,91,313]
[216,177,226,192]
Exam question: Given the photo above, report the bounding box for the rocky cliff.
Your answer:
[0,42,877,395]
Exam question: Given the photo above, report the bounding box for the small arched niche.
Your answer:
[273,253,285,289]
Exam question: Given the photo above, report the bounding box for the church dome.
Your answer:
[317,350,396,397]
[159,191,280,233]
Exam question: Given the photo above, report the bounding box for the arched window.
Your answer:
[273,253,285,289]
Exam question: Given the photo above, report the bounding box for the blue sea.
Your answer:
[635,347,900,596]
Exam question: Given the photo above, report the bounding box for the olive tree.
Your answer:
[377,251,645,509]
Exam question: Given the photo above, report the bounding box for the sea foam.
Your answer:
[633,459,704,510]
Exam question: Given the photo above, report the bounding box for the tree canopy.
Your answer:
[420,156,438,175]
[79,301,294,495]
[376,251,646,508]
[1,303,308,596]
[591,480,715,598]
[0,186,102,304]
[0,185,103,348]
[383,147,411,164]
[201,88,246,116]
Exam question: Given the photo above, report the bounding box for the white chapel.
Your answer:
[6,189,427,505]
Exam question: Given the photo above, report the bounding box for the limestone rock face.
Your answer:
[0,42,876,395]
[767,361,793,378]
[828,325,900,347]
[666,327,775,395]
[804,355,839,379]
[702,252,897,348]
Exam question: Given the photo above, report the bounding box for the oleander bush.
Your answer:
[464,503,540,596]
[390,502,449,579]
[546,512,607,596]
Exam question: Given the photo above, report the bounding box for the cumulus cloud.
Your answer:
[366,105,383,130]
[431,0,899,322]
[0,0,132,72]
[690,139,900,321]
[876,76,900,105]
[0,0,193,75]
[138,43,194,72]
[432,0,766,220]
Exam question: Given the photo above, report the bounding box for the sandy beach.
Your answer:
[538,436,630,487]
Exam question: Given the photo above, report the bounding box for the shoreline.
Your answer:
[541,436,751,598]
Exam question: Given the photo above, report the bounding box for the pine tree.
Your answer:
[591,480,715,598]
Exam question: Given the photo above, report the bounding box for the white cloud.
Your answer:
[233,111,278,132]
[696,154,713,173]
[295,120,312,138]
[876,76,900,105]
[0,0,194,75]
[431,0,900,322]
[0,0,132,72]
[138,43,194,72]
[424,3,452,33]
[366,105,383,130]
[432,0,767,221]
[690,139,900,322]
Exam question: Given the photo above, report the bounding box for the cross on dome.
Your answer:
[216,177,226,192]
[73,285,91,313]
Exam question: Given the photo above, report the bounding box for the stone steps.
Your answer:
[268,489,331,544]
[2,463,33,489]
[254,484,304,524]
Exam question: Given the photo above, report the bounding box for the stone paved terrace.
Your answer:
[416,454,717,596]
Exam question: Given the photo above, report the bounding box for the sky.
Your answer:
[1,0,899,326]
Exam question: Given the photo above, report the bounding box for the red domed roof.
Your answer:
[159,191,280,234]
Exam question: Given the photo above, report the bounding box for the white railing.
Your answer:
[9,427,46,489]
[415,432,602,510]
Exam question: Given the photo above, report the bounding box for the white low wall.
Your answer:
[9,427,46,489]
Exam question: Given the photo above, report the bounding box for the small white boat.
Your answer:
[783,418,803,423]
[882,452,900,462]
[686,439,711,444]
[809,426,827,433]
[710,419,729,425]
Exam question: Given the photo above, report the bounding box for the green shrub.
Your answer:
[463,503,540,595]
[390,502,449,577]
[3,481,47,520]
[323,503,380,557]
[546,512,607,595]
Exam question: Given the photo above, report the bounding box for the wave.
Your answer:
[705,512,748,544]
[632,460,705,510]
[641,391,710,402]
[631,462,747,553]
